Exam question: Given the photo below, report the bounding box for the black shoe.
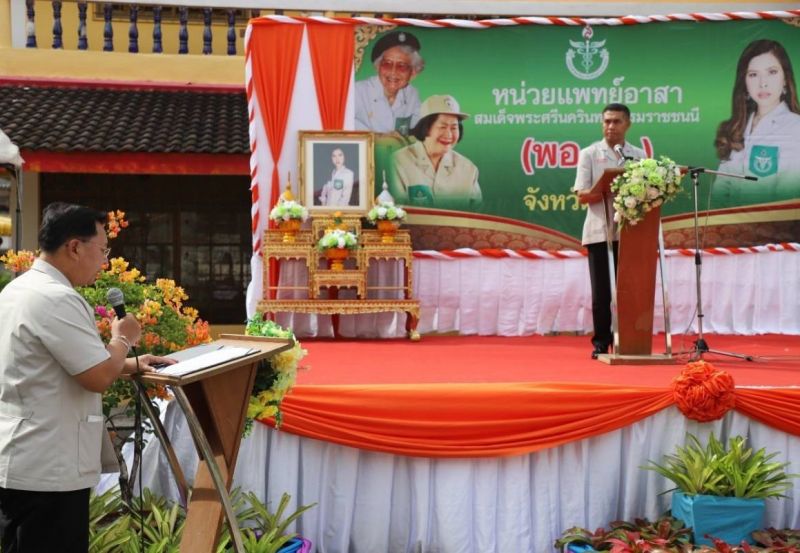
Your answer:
[591,345,608,359]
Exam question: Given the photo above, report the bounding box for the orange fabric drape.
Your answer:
[247,22,304,209]
[266,383,676,458]
[262,385,800,459]
[246,22,304,294]
[306,23,355,130]
[735,388,800,435]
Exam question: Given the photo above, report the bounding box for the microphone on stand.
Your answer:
[106,287,127,319]
[613,144,630,166]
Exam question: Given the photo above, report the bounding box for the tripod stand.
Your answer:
[679,167,756,362]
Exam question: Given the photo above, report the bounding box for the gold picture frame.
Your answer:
[299,130,374,215]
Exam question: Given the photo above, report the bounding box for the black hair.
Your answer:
[410,113,465,143]
[38,202,108,253]
[602,103,631,119]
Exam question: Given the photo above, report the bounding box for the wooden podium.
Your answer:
[585,168,674,365]
[135,335,293,553]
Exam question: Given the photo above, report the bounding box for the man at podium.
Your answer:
[573,104,646,359]
[0,203,171,553]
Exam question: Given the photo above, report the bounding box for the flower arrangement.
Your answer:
[611,156,683,226]
[671,360,735,422]
[317,228,358,251]
[269,199,309,223]
[366,201,407,224]
[244,315,307,436]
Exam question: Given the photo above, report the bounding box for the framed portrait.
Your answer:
[299,131,374,215]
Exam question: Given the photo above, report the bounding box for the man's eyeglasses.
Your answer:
[379,58,412,73]
[80,239,111,258]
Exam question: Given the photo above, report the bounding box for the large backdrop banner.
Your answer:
[244,14,800,314]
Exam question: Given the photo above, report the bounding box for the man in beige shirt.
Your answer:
[0,202,171,553]
[573,103,646,359]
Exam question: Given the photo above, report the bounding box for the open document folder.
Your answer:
[155,343,259,377]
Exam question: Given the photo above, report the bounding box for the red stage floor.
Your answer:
[296,334,800,387]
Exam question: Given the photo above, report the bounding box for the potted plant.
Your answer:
[366,201,407,243]
[611,156,683,227]
[269,196,309,243]
[317,228,358,271]
[642,433,796,546]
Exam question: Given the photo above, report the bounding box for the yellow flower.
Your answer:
[156,278,188,309]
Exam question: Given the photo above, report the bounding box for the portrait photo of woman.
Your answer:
[355,30,425,136]
[391,94,482,209]
[316,146,356,207]
[713,39,800,205]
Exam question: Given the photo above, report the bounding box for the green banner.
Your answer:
[355,20,800,244]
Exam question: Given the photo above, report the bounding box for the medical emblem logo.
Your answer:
[749,145,778,178]
[566,25,609,80]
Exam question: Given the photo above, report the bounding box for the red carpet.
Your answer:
[270,334,800,458]
[296,334,800,387]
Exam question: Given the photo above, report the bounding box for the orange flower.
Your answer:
[0,249,37,273]
[146,383,172,401]
[672,360,736,422]
[186,319,211,346]
[106,210,129,239]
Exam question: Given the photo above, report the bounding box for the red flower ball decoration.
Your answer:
[672,360,736,422]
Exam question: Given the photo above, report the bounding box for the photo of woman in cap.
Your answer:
[391,94,482,209]
[355,30,425,136]
[317,146,355,207]
[713,39,800,206]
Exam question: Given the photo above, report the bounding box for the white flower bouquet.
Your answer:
[611,156,683,226]
[269,199,309,222]
[367,201,407,224]
[317,229,358,251]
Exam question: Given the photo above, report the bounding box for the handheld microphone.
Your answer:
[106,287,126,319]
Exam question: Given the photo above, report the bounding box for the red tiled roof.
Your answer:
[0,82,249,155]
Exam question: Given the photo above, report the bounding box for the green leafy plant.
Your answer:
[82,487,315,553]
[642,434,796,498]
[554,516,693,552]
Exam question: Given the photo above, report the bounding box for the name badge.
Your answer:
[333,179,344,190]
[395,116,412,136]
[407,184,433,206]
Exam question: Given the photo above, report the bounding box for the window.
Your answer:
[41,173,252,324]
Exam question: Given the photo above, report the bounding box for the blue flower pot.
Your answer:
[671,491,765,546]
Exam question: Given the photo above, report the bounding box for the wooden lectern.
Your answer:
[586,168,674,365]
[134,335,293,553]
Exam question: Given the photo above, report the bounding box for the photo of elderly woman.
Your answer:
[713,39,800,205]
[355,30,424,136]
[391,95,482,209]
[315,145,357,207]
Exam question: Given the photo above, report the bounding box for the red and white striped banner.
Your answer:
[412,243,800,260]
[252,10,800,29]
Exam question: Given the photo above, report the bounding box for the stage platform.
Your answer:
[274,333,800,459]
[295,333,800,386]
[128,333,800,552]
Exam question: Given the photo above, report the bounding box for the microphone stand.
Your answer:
[679,166,756,362]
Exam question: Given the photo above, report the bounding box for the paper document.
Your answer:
[156,346,257,377]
